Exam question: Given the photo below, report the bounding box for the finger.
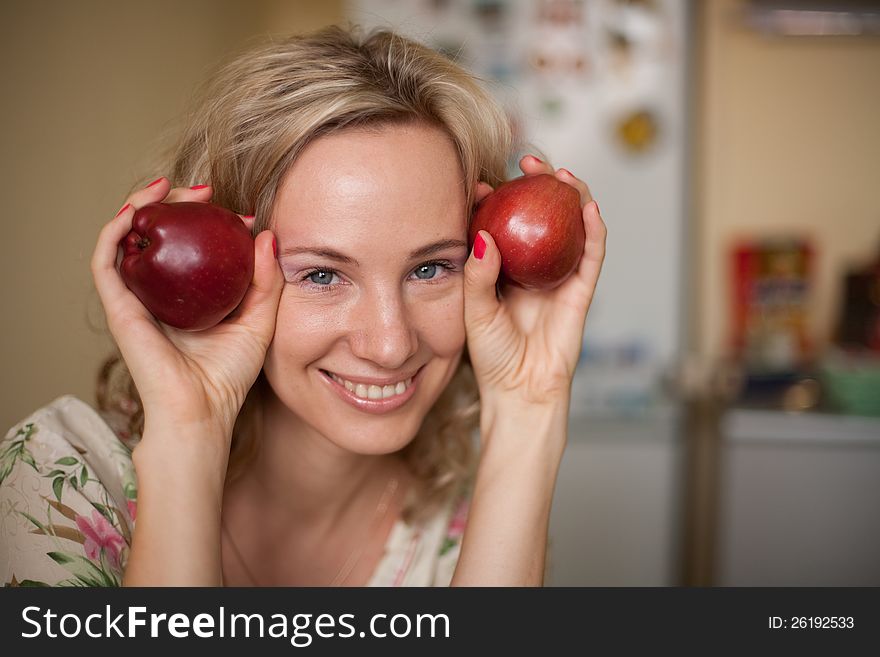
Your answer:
[91,177,173,330]
[573,200,607,294]
[164,183,213,204]
[91,203,142,313]
[125,176,172,209]
[226,230,284,345]
[463,230,503,332]
[555,168,593,207]
[151,184,256,233]
[92,176,171,282]
[518,154,554,176]
[89,204,173,369]
[474,181,494,205]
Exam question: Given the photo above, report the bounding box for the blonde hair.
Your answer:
[97,24,513,523]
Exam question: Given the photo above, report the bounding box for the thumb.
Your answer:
[463,230,503,331]
[229,229,284,342]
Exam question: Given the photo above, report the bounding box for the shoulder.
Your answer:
[2,395,137,505]
[5,394,134,447]
[0,395,137,587]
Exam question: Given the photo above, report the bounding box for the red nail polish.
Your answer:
[115,203,131,218]
[474,232,486,260]
[147,177,164,188]
[272,236,277,257]
[190,184,209,190]
[242,215,254,220]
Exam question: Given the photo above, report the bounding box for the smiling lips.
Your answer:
[326,371,414,399]
[320,367,421,414]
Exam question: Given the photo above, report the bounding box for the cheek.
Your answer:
[264,295,341,378]
[410,289,465,356]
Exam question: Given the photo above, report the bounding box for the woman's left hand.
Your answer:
[463,155,607,406]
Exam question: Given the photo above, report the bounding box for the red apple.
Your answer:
[119,202,254,331]
[469,173,585,290]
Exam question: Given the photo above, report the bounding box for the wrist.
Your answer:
[133,420,232,489]
[479,393,569,443]
[139,399,237,437]
[477,393,570,476]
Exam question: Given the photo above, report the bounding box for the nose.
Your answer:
[349,286,419,371]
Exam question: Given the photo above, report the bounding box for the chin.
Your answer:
[322,420,422,456]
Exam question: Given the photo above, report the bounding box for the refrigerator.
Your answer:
[348,0,691,585]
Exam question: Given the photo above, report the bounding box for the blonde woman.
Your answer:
[0,25,605,587]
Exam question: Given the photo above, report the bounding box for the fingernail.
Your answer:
[146,177,164,188]
[242,215,254,220]
[531,155,543,164]
[272,236,277,258]
[115,203,131,218]
[473,232,486,260]
[594,200,600,214]
[190,184,209,190]
[559,168,573,177]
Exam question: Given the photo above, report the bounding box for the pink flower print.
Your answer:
[447,497,469,539]
[75,509,126,569]
[126,499,137,522]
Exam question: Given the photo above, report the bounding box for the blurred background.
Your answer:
[2,0,878,585]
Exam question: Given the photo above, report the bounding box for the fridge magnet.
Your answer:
[614,107,659,153]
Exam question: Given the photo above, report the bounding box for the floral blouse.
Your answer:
[0,396,470,587]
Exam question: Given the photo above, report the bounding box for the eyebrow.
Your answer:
[278,239,468,265]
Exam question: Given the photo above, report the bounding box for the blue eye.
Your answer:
[414,263,438,280]
[298,259,457,292]
[306,270,337,286]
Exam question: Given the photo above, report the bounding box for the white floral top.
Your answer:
[0,396,469,587]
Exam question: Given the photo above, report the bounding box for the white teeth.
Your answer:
[328,370,413,400]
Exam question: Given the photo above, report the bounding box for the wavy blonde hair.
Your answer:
[97,24,513,523]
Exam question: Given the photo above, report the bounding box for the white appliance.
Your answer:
[348,0,692,585]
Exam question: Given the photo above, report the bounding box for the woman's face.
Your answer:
[264,122,469,455]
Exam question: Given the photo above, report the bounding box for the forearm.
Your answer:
[451,396,569,586]
[123,422,230,586]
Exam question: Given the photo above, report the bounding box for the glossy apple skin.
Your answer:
[119,202,254,331]
[469,173,585,290]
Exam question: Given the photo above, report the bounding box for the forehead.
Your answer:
[271,123,467,251]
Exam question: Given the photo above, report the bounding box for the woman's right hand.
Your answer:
[90,177,284,448]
